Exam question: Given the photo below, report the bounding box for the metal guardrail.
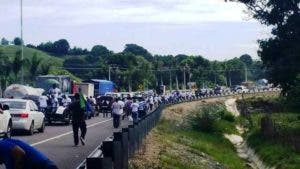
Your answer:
[77,88,281,169]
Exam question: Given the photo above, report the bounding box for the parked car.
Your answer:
[0,104,12,138]
[0,99,45,135]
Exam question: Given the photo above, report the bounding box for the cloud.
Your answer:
[0,0,250,25]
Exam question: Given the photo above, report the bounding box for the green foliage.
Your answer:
[247,131,300,169]
[239,54,253,66]
[233,0,300,103]
[123,44,153,61]
[220,109,236,122]
[151,118,247,169]
[1,38,9,45]
[13,37,22,45]
[187,104,237,134]
[91,45,110,58]
[188,104,222,132]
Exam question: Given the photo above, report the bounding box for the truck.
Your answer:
[83,79,115,96]
[73,83,94,98]
[36,75,71,94]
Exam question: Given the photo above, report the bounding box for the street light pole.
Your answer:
[108,66,111,81]
[20,0,24,84]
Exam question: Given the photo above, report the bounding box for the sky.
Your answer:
[0,0,271,61]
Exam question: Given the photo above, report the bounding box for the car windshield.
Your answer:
[0,101,26,109]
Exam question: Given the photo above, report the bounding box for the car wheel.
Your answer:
[28,122,34,135]
[38,120,45,133]
[65,115,71,125]
[5,122,12,138]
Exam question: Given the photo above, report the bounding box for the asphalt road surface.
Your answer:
[0,115,130,169]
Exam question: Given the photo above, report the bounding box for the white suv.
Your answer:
[0,105,12,138]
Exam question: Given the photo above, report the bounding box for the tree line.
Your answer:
[0,36,265,92]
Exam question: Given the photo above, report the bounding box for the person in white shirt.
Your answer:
[48,84,61,99]
[61,95,72,107]
[38,95,48,113]
[149,96,154,111]
[131,99,140,123]
[118,98,125,116]
[111,98,122,128]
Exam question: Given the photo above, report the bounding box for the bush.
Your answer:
[220,110,235,122]
[187,104,225,132]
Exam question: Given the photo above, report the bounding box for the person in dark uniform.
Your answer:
[0,138,58,169]
[69,93,87,146]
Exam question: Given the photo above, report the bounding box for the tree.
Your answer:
[12,50,24,82]
[69,46,89,55]
[1,38,9,45]
[26,44,36,48]
[123,44,153,61]
[37,42,54,53]
[53,39,70,55]
[239,54,253,66]
[29,53,43,80]
[91,45,110,58]
[0,49,12,93]
[13,37,22,45]
[230,1,300,95]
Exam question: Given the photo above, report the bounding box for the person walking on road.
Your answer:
[0,138,58,169]
[131,99,139,123]
[118,98,125,120]
[69,93,87,146]
[111,98,122,128]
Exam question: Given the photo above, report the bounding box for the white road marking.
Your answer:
[31,118,112,147]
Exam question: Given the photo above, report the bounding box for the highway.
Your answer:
[0,116,130,169]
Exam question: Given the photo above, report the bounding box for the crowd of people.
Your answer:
[0,86,200,169]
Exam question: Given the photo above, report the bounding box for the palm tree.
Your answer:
[0,49,12,96]
[12,50,25,83]
[29,53,43,81]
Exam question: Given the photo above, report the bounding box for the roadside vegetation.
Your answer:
[130,101,249,169]
[237,96,300,169]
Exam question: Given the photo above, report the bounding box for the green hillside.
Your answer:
[0,45,63,66]
[0,45,80,88]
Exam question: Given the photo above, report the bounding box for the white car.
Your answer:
[235,86,249,93]
[0,99,45,135]
[0,105,12,138]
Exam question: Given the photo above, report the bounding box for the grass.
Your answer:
[247,131,300,169]
[153,119,248,169]
[237,111,300,169]
[0,45,63,65]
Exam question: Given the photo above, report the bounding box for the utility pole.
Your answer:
[160,69,163,85]
[183,66,186,90]
[20,0,24,84]
[244,64,248,82]
[176,75,179,90]
[108,66,111,81]
[229,71,232,87]
[169,69,172,91]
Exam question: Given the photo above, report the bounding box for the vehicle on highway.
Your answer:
[0,104,12,138]
[105,92,121,98]
[0,99,45,135]
[44,97,72,125]
[235,85,249,93]
[119,92,134,99]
